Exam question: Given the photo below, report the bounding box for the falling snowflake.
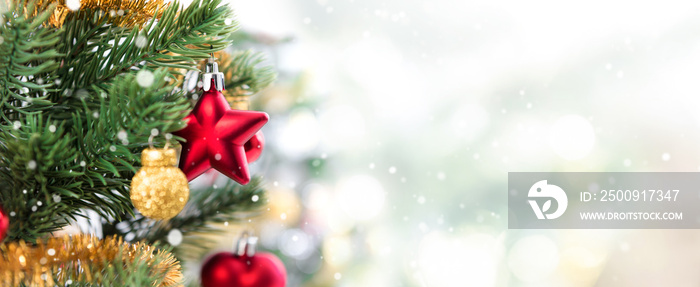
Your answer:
[437,172,446,181]
[65,0,80,11]
[167,229,183,246]
[135,35,148,48]
[75,89,89,100]
[117,130,128,140]
[136,70,155,87]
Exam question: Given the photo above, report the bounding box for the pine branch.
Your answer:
[180,50,277,105]
[0,0,272,255]
[0,0,63,123]
[53,0,239,101]
[220,50,277,97]
[0,68,188,242]
[102,176,266,259]
[167,176,266,259]
[0,115,80,241]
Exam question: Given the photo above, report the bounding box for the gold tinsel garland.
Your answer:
[0,235,183,287]
[22,0,167,28]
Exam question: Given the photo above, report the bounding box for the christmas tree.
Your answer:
[0,0,285,285]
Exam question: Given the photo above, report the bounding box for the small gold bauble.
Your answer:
[130,148,189,220]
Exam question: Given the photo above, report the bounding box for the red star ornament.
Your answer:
[175,85,268,184]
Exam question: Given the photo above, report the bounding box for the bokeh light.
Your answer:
[418,231,501,287]
[319,105,366,150]
[507,235,559,282]
[226,0,700,285]
[335,175,385,221]
[548,115,595,160]
[276,108,321,157]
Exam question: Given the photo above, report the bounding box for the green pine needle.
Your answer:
[102,176,266,260]
[0,0,250,243]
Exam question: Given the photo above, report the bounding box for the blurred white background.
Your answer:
[220,0,700,286]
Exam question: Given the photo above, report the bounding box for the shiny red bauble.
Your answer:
[0,207,9,241]
[201,251,286,287]
[244,131,265,163]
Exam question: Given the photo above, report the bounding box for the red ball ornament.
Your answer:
[244,131,265,163]
[0,207,9,241]
[201,234,286,287]
[201,252,286,287]
[175,57,269,185]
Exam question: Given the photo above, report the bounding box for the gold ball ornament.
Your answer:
[131,148,189,220]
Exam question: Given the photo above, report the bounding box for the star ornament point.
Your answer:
[175,89,268,184]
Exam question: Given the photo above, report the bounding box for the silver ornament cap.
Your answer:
[202,55,225,92]
[235,231,258,257]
